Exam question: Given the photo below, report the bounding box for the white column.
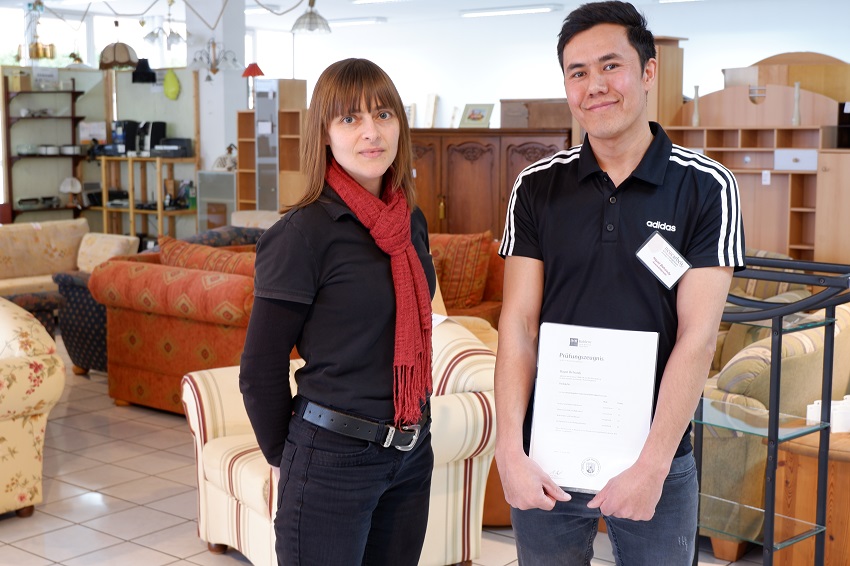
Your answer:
[185,0,246,170]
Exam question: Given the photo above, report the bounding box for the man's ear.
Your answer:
[643,58,658,92]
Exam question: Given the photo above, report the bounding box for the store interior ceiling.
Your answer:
[0,0,761,32]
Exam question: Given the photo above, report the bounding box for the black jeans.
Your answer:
[275,414,433,566]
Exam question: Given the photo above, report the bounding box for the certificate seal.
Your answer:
[580,457,601,477]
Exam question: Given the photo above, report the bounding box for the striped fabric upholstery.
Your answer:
[182,320,495,566]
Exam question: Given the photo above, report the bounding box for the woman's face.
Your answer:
[326,100,400,196]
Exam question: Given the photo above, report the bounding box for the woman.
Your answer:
[239,58,435,566]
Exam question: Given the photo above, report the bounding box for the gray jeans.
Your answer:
[511,452,698,566]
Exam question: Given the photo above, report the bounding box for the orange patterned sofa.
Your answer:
[88,237,257,414]
[429,232,503,329]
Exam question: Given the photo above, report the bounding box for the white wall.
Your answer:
[271,0,850,128]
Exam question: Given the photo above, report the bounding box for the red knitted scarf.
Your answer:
[326,159,432,426]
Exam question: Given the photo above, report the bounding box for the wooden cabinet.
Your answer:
[815,151,850,264]
[234,80,306,213]
[411,128,569,236]
[667,126,825,260]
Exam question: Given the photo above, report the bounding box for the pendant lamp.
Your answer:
[132,59,157,83]
[100,21,138,70]
[292,0,331,33]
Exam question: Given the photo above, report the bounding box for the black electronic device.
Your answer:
[138,121,166,151]
[111,120,139,152]
[151,138,193,157]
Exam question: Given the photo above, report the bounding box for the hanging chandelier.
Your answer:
[291,0,331,33]
[143,0,185,50]
[191,39,241,81]
[19,0,55,61]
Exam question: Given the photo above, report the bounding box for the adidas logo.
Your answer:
[646,220,676,232]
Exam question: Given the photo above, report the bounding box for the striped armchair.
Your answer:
[181,318,496,566]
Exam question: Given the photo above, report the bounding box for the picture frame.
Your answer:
[458,103,494,128]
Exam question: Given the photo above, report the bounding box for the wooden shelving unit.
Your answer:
[1,76,86,221]
[93,156,197,237]
[668,84,850,263]
[235,110,256,210]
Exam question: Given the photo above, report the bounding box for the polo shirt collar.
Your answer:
[577,121,672,187]
[317,184,357,221]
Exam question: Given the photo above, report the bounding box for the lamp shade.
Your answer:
[132,58,157,83]
[242,63,264,78]
[99,42,139,70]
[292,0,331,33]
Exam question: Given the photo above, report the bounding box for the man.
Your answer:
[494,2,745,564]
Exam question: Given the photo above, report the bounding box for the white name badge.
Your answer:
[635,230,690,289]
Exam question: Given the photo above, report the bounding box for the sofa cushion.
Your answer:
[202,434,273,520]
[430,231,492,309]
[159,236,256,277]
[0,218,88,279]
[77,233,140,273]
[0,275,56,296]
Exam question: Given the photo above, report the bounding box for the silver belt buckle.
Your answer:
[394,424,420,452]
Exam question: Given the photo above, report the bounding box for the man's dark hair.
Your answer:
[557,1,656,72]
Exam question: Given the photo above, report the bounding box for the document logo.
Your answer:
[581,457,601,477]
[570,338,579,346]
[569,337,591,347]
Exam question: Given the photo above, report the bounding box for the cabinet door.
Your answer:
[815,152,850,263]
[442,136,499,235]
[500,135,567,237]
[735,171,789,255]
[412,135,442,233]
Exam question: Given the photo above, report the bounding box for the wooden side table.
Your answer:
[774,432,850,566]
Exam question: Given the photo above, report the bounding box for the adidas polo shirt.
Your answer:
[500,122,745,455]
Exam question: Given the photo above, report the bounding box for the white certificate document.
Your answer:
[530,323,658,493]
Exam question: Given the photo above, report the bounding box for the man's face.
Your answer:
[561,23,656,143]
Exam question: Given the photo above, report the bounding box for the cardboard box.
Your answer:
[500,98,571,128]
[8,73,32,92]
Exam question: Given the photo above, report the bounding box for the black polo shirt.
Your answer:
[500,122,745,456]
[240,185,435,465]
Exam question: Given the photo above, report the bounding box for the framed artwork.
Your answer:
[404,103,416,127]
[458,103,494,128]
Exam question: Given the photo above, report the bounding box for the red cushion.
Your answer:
[429,231,492,309]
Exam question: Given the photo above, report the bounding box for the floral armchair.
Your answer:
[0,297,65,517]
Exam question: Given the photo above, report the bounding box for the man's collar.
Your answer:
[577,122,672,186]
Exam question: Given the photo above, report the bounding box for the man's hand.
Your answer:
[496,449,571,511]
[586,461,665,520]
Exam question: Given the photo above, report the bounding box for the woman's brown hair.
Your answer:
[289,58,415,211]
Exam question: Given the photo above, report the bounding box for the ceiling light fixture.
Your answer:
[190,39,241,81]
[460,4,563,18]
[100,21,139,70]
[143,0,184,50]
[292,0,331,33]
[329,17,388,27]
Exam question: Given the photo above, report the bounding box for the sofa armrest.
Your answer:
[430,390,495,466]
[432,319,495,396]
[0,354,65,421]
[88,259,254,326]
[52,270,91,289]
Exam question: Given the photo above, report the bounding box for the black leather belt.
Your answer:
[293,396,429,452]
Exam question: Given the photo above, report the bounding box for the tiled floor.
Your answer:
[0,336,767,566]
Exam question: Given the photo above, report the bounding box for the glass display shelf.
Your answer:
[723,305,834,332]
[698,494,824,550]
[693,398,828,442]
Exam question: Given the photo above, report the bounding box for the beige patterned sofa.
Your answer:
[700,304,850,560]
[182,318,496,566]
[0,218,138,296]
[0,297,65,517]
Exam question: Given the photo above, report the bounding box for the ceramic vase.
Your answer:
[791,81,801,126]
[691,85,700,127]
